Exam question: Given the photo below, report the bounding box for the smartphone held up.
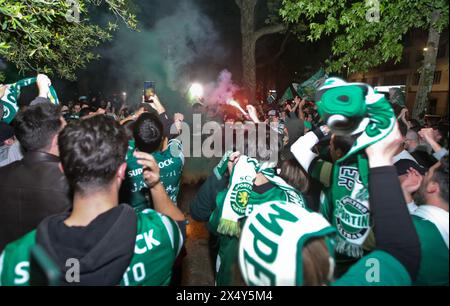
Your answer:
[144,81,156,103]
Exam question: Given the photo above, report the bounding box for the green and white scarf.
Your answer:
[316,78,396,258]
[239,201,336,286]
[214,152,306,237]
[1,77,59,124]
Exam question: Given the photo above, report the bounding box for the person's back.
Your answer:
[152,138,184,204]
[0,101,70,251]
[0,206,182,286]
[0,116,183,286]
[122,112,184,210]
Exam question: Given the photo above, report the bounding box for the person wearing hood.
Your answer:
[0,116,184,286]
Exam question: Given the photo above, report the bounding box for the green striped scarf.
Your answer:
[214,152,306,237]
[1,77,59,123]
[316,78,396,258]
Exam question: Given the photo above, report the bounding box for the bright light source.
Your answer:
[122,92,127,96]
[423,47,428,51]
[189,83,204,99]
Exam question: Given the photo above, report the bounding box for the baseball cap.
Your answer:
[268,110,277,117]
[395,159,427,176]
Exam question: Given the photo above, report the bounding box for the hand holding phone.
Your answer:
[144,81,156,103]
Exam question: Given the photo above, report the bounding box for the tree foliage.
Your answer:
[280,0,449,74]
[0,0,137,82]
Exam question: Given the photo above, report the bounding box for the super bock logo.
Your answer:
[230,182,252,215]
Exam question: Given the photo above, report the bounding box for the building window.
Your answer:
[383,74,407,85]
[433,71,442,84]
[437,44,447,58]
[397,74,407,85]
[412,73,420,85]
[412,71,442,85]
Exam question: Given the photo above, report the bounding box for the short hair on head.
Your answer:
[58,115,128,194]
[302,238,331,286]
[279,158,310,193]
[406,129,419,142]
[333,134,356,156]
[122,120,135,140]
[133,112,163,153]
[13,102,62,152]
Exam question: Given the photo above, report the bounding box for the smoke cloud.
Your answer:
[100,0,227,113]
[204,69,240,106]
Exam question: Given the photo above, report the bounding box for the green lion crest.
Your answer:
[230,182,252,215]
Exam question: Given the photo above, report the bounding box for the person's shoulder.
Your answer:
[332,250,411,286]
[412,215,446,245]
[134,209,182,251]
[2,230,36,255]
[0,159,26,185]
[413,214,440,231]
[136,209,176,231]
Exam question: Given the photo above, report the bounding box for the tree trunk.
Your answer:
[239,0,257,103]
[236,0,285,103]
[412,10,441,120]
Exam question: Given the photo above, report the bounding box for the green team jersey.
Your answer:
[121,139,184,212]
[209,185,307,286]
[412,215,449,286]
[0,209,183,286]
[332,250,411,286]
[152,139,184,204]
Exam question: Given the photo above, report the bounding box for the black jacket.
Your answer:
[0,151,71,251]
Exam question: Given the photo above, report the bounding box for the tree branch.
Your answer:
[257,31,291,69]
[253,23,286,43]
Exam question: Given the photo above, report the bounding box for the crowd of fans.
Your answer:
[0,73,448,286]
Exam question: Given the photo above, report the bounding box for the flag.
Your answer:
[297,68,328,101]
[1,77,59,124]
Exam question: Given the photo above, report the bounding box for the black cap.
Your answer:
[0,121,14,143]
[395,159,427,176]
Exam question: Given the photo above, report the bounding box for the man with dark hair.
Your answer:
[403,156,449,285]
[121,95,184,211]
[0,79,70,251]
[134,113,164,153]
[0,116,184,286]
